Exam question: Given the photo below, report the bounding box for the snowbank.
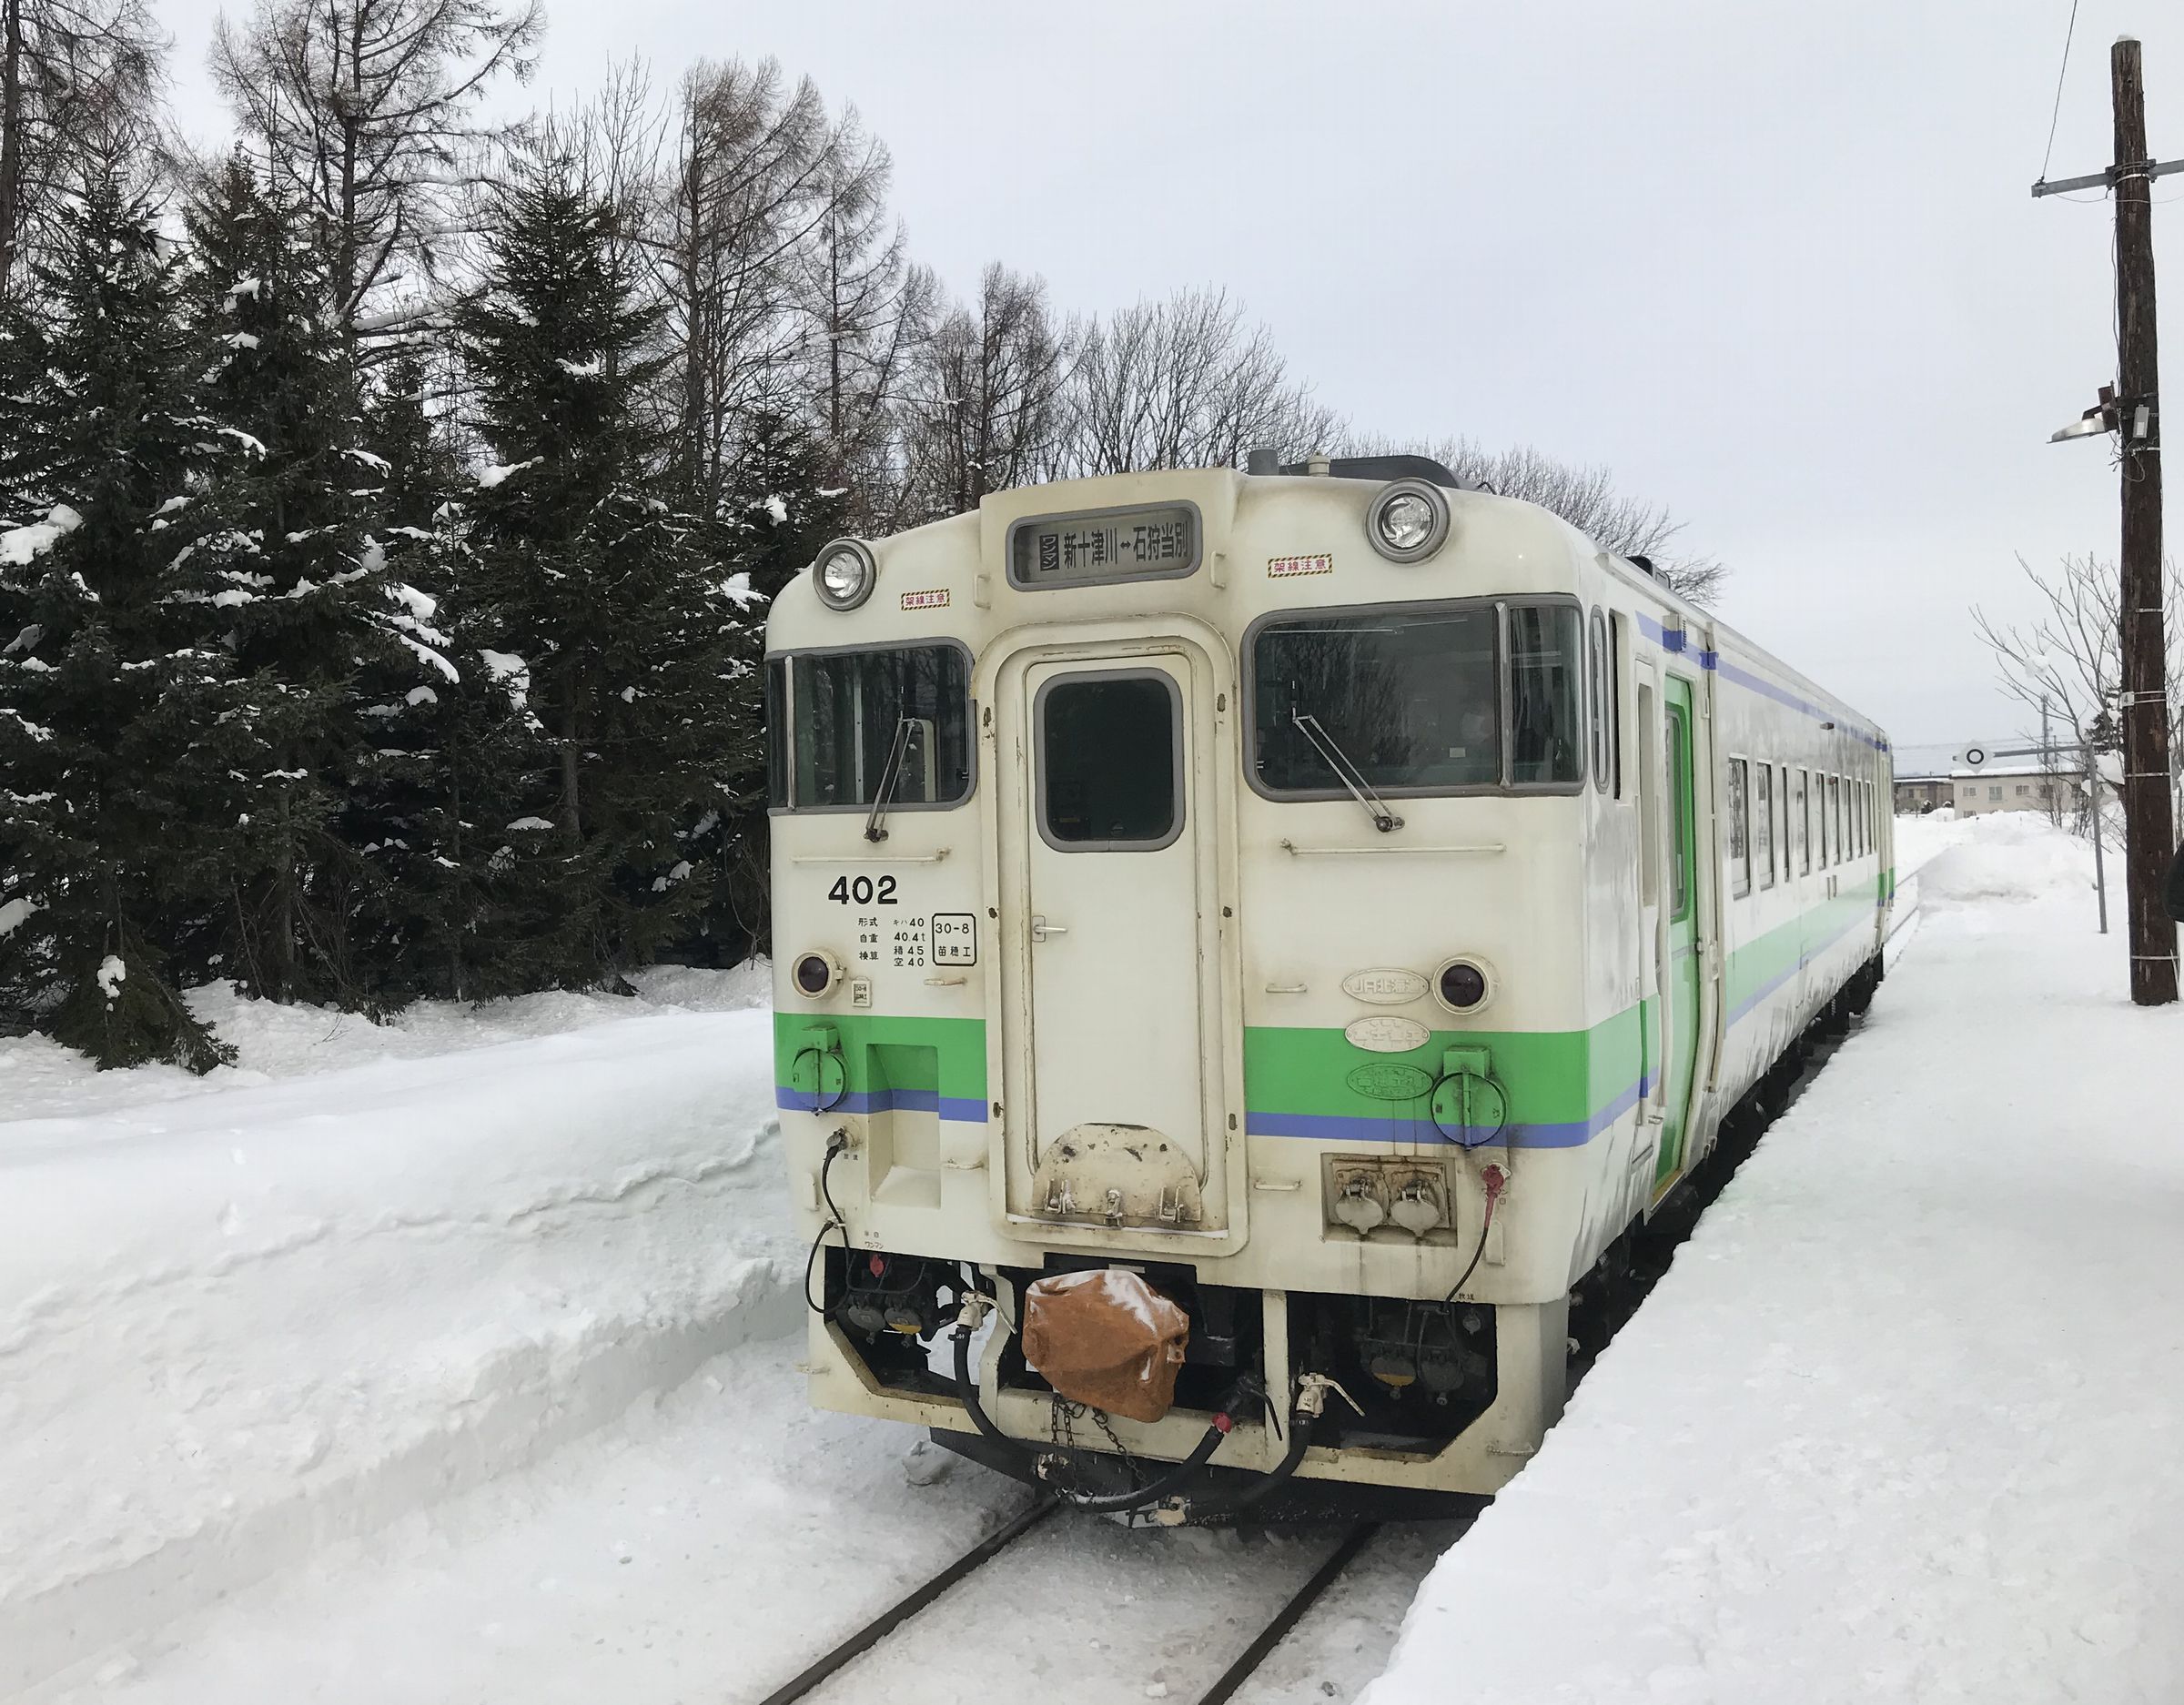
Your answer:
[1916,807,2106,913]
[1362,812,2184,1705]
[0,960,770,1125]
[0,972,791,1695]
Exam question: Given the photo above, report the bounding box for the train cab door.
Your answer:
[1653,675,1704,1195]
[995,641,1234,1242]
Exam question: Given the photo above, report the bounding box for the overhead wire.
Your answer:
[2037,0,2082,187]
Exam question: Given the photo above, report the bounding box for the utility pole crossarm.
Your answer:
[2031,158,2184,197]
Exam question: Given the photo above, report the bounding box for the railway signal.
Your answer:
[2034,35,2180,1004]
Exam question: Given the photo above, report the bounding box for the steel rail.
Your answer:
[1188,1522,1383,1705]
[750,1496,1059,1705]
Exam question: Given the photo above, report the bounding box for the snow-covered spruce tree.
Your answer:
[177,152,457,1006]
[342,348,492,1001]
[675,409,839,961]
[457,146,761,989]
[0,176,238,1069]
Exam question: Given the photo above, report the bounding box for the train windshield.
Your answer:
[768,644,973,810]
[1249,601,1583,795]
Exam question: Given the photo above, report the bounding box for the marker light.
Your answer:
[1366,479,1451,564]
[1436,958,1491,1014]
[793,950,843,998]
[813,539,877,610]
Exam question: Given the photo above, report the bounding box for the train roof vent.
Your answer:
[1251,451,1482,491]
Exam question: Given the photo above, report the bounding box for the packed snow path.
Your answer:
[1364,812,2184,1705]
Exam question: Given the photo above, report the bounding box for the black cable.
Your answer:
[801,1136,850,1317]
[1444,1187,1502,1305]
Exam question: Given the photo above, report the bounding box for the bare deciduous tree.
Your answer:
[210,0,542,351]
[793,103,925,517]
[660,56,831,515]
[1973,552,2184,801]
[1061,287,1341,477]
[1345,433,1729,604]
[891,262,1074,526]
[0,0,164,299]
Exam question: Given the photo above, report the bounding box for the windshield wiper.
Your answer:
[1290,711,1403,833]
[864,717,917,842]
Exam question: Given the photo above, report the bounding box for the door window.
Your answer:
[1038,671,1182,850]
[1667,703,1694,921]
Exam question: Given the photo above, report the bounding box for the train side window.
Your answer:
[1727,759,1752,898]
[1610,614,1625,799]
[763,658,789,809]
[1833,776,1845,861]
[1509,603,1585,787]
[1754,762,1775,888]
[1587,607,1608,793]
[1778,765,1791,875]
[1795,769,1811,873]
[1036,671,1181,850]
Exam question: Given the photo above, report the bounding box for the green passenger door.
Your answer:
[1654,681,1703,1192]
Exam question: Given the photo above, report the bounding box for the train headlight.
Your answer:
[813,539,877,610]
[792,950,844,998]
[1434,957,1492,1014]
[1365,479,1451,563]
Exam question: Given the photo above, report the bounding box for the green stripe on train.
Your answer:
[1242,1005,1643,1126]
[773,1012,988,1102]
[774,873,1890,1124]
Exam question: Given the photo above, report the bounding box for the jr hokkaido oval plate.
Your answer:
[1346,1062,1435,1101]
[1340,967,1430,1005]
[1343,1015,1431,1054]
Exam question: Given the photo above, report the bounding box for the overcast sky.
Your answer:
[156,0,2182,759]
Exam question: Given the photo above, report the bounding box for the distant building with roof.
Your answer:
[1951,763,2082,817]
[1893,773,1953,813]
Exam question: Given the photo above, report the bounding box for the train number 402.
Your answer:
[827,874,897,905]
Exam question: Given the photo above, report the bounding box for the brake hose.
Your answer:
[946,1306,1234,1516]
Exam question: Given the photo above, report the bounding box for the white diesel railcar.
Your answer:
[769,456,1893,1517]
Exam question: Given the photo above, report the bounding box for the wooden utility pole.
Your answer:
[2110,38,2179,1005]
[2035,35,2181,1005]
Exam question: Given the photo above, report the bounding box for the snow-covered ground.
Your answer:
[1364,810,2184,1705]
[8,812,2178,1703]
[0,966,792,1696]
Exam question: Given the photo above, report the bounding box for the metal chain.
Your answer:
[1087,1406,1146,1487]
[1043,1396,1147,1495]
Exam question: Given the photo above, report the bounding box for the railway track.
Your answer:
[752,1501,1388,1705]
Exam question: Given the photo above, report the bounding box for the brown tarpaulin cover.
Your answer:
[1020,1268,1190,1424]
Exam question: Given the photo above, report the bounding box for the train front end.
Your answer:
[769,463,1630,1515]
